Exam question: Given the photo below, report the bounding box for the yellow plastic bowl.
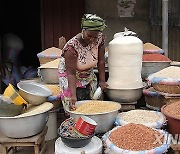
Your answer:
[3,84,28,105]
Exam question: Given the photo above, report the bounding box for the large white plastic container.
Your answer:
[107,36,143,89]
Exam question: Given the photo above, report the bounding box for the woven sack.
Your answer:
[102,126,170,154]
[37,47,62,65]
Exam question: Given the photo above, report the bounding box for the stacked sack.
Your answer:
[37,47,63,141]
[37,58,62,110]
[144,66,180,110]
[37,47,62,111]
[142,43,171,79]
[146,66,180,136]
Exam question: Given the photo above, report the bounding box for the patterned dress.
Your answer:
[58,33,105,110]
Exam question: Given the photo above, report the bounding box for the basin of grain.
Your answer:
[68,100,121,134]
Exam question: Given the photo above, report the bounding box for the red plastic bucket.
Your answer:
[74,116,97,136]
[161,105,180,136]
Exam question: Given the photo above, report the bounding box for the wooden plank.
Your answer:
[42,0,54,49]
[34,145,40,154]
[40,143,47,154]
[0,127,47,144]
[70,0,80,37]
[1,145,7,154]
[2,143,35,147]
[53,0,63,47]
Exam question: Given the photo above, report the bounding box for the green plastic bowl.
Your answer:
[0,96,23,117]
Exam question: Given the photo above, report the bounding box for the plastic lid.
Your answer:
[55,136,102,154]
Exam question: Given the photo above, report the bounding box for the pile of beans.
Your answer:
[109,123,164,151]
[39,47,62,56]
[150,66,180,79]
[163,101,180,118]
[143,43,161,51]
[142,53,171,61]
[73,101,120,114]
[120,110,161,124]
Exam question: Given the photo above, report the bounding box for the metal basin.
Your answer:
[142,61,170,79]
[17,82,52,105]
[38,68,59,84]
[67,100,121,134]
[0,103,23,117]
[106,88,143,103]
[0,95,23,117]
[0,103,53,138]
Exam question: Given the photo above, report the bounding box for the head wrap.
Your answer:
[81,14,107,32]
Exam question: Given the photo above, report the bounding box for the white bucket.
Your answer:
[55,136,102,154]
[45,111,57,141]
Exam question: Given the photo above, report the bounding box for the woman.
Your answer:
[58,14,108,110]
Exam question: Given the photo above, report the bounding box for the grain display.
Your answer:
[39,58,60,68]
[150,66,180,79]
[143,43,161,50]
[109,123,164,151]
[163,101,180,119]
[73,101,120,114]
[16,102,53,117]
[45,84,60,96]
[120,110,161,124]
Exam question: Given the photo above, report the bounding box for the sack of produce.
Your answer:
[143,43,164,54]
[143,87,165,110]
[37,47,62,65]
[102,124,170,154]
[148,66,180,94]
[143,87,180,110]
[115,109,166,129]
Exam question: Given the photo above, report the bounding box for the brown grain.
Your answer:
[109,123,164,151]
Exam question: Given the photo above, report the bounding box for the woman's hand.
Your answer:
[99,81,108,92]
[69,96,77,111]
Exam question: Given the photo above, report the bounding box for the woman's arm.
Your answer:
[64,50,77,110]
[97,44,108,91]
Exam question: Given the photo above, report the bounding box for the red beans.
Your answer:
[143,54,171,62]
[109,123,164,151]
